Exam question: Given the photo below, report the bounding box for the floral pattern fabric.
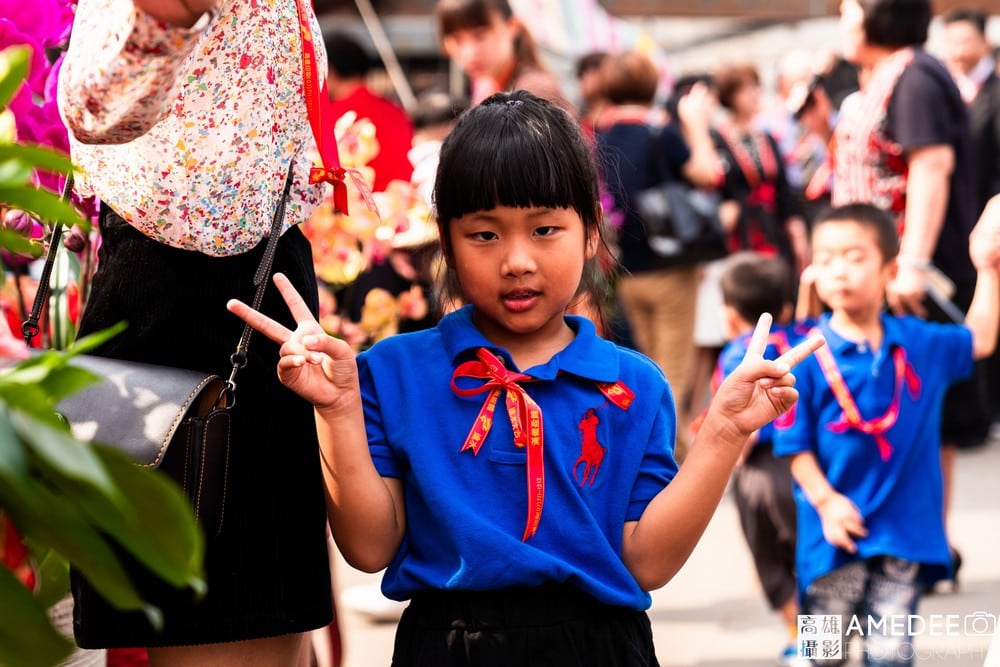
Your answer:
[57,0,327,256]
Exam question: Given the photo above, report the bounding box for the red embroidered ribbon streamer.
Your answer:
[452,348,544,541]
[813,333,921,461]
[293,0,348,213]
[451,348,634,541]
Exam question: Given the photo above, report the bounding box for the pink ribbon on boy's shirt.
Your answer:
[812,334,921,461]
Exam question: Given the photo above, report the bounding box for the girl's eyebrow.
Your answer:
[459,207,556,222]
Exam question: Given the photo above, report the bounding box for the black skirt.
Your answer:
[392,585,659,667]
[71,206,332,647]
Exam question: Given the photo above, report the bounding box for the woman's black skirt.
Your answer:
[71,205,333,647]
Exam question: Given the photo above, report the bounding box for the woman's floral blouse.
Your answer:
[58,0,328,256]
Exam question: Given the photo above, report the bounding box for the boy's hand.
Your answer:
[708,313,824,439]
[815,492,867,553]
[227,273,359,413]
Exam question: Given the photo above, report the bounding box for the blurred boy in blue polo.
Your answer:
[715,251,812,667]
[774,202,999,667]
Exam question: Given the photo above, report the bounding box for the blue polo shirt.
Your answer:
[358,305,679,609]
[716,320,813,446]
[773,313,972,595]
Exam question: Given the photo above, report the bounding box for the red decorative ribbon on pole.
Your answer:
[293,0,349,214]
[812,333,921,461]
[451,348,634,541]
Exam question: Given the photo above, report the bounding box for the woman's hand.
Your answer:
[133,0,216,28]
[706,313,823,441]
[227,273,359,414]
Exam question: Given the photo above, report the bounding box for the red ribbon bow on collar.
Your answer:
[451,348,636,541]
[452,348,545,541]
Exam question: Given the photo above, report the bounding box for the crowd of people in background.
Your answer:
[310,2,1000,666]
[4,0,1000,666]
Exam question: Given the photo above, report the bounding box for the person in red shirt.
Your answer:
[324,32,414,192]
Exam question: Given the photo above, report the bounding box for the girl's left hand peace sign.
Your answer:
[227,273,360,413]
[709,313,824,438]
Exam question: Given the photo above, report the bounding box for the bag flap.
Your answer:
[56,356,223,467]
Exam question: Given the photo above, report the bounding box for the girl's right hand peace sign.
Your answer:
[709,313,824,439]
[227,273,360,413]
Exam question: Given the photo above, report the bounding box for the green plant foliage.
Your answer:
[0,45,206,666]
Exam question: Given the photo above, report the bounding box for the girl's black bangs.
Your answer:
[435,112,593,223]
[437,3,493,36]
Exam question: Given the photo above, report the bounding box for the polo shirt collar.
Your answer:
[438,305,621,383]
[817,311,905,354]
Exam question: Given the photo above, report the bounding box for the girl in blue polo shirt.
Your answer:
[229,90,821,666]
[774,203,999,666]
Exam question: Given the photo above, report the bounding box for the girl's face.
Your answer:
[441,12,519,82]
[448,205,597,361]
[839,0,869,65]
[811,220,895,319]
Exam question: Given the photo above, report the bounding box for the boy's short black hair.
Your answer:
[942,7,988,34]
[324,32,371,78]
[859,0,931,48]
[813,203,900,262]
[719,252,793,326]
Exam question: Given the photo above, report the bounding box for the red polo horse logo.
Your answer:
[574,408,605,486]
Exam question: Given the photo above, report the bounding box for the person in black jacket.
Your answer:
[943,7,1000,428]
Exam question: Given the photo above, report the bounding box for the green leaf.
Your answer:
[66,322,129,357]
[0,156,34,184]
[0,322,128,397]
[0,45,30,111]
[0,227,44,258]
[0,407,29,477]
[0,462,148,615]
[92,446,206,593]
[10,408,122,505]
[31,547,72,610]
[0,143,76,174]
[0,566,73,667]
[0,186,86,229]
[11,409,203,591]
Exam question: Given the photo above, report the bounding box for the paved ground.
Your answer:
[330,435,1000,667]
